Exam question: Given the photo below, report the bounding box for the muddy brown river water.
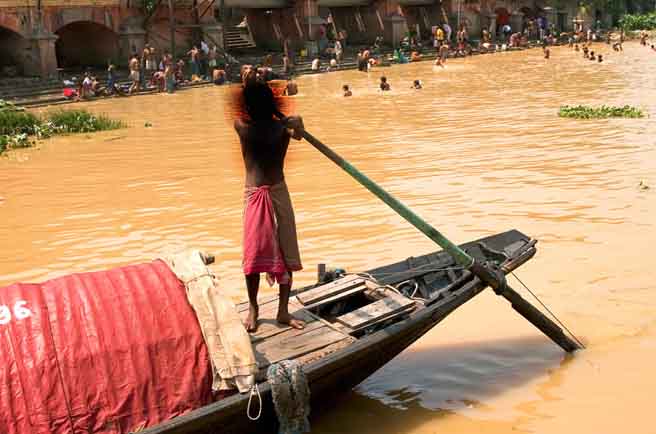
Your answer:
[2,42,655,434]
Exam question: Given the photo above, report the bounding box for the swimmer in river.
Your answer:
[412,80,422,89]
[380,76,391,91]
[575,44,580,52]
[284,78,298,96]
[343,84,352,97]
[583,45,589,58]
[598,54,603,63]
[439,41,450,65]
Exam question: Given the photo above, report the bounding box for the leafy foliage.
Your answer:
[47,110,125,133]
[0,100,124,155]
[619,13,656,30]
[559,105,645,119]
[0,110,40,136]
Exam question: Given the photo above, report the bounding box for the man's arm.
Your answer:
[284,116,304,141]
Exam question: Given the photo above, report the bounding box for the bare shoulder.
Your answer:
[234,119,248,134]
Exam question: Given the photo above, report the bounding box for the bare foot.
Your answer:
[277,313,305,330]
[245,305,259,333]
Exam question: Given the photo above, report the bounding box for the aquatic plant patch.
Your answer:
[558,105,645,119]
[47,110,125,134]
[0,101,125,154]
[0,110,40,136]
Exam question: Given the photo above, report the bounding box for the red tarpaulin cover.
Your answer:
[0,260,213,434]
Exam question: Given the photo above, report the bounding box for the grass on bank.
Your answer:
[558,105,645,119]
[0,100,125,154]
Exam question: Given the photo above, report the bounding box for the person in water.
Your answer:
[597,54,603,62]
[380,76,390,91]
[439,41,449,64]
[543,47,550,59]
[235,66,305,333]
[343,84,352,97]
[212,68,226,85]
[412,80,422,89]
[284,78,298,96]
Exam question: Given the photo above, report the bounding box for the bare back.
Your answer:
[235,119,291,187]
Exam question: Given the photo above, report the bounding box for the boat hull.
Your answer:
[143,229,536,434]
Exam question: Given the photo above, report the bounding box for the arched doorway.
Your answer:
[55,21,119,69]
[0,26,30,76]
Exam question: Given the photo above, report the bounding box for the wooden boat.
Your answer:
[142,228,538,434]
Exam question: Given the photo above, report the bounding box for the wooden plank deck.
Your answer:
[296,275,365,305]
[336,295,415,330]
[237,296,354,369]
[237,298,316,343]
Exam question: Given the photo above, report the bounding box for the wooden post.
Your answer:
[192,0,201,45]
[168,0,176,56]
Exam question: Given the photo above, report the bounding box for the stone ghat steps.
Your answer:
[17,79,217,108]
[0,69,132,99]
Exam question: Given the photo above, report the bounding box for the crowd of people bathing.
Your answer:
[63,41,230,100]
[63,22,654,101]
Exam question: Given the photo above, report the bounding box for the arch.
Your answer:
[55,21,120,68]
[0,25,30,76]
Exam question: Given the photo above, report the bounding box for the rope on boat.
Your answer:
[267,360,311,434]
[354,272,425,302]
[510,272,586,349]
[246,383,262,421]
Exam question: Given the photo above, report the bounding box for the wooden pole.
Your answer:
[278,116,581,353]
[168,0,176,57]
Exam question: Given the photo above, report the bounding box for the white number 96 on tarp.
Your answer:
[0,301,32,325]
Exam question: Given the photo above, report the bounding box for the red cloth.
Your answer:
[0,261,213,434]
[242,185,289,284]
[63,88,78,99]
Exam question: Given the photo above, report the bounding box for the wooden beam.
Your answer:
[296,275,364,306]
[200,0,216,19]
[336,296,415,330]
[167,0,176,56]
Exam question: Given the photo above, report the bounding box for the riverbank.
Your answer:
[6,40,552,109]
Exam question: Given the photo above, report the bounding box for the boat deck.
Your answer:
[237,296,356,372]
[237,274,418,374]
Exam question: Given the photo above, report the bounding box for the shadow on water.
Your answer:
[311,336,570,434]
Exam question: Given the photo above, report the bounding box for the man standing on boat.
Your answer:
[235,66,305,333]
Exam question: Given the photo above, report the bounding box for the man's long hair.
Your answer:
[242,80,278,122]
[228,75,293,124]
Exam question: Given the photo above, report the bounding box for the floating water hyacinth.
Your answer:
[1,102,125,154]
[559,105,645,119]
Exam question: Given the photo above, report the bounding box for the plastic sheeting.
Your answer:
[0,260,213,434]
